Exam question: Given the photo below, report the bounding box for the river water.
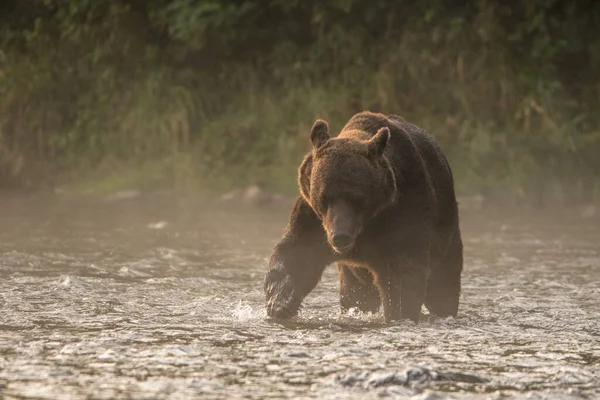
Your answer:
[0,193,598,399]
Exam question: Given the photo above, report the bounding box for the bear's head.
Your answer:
[298,119,397,254]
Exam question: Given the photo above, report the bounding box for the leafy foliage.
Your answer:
[0,0,599,202]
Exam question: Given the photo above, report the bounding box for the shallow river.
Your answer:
[0,193,599,399]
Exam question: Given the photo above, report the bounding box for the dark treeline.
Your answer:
[1,0,599,203]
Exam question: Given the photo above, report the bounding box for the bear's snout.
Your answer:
[325,201,360,254]
[330,231,355,253]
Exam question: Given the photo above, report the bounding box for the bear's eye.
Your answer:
[347,195,363,208]
[320,194,334,209]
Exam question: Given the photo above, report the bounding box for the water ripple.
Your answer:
[0,198,598,399]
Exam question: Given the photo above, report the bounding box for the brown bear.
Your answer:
[264,111,463,322]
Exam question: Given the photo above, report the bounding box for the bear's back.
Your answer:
[340,111,449,176]
[341,111,457,224]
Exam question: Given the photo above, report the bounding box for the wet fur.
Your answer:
[264,111,463,322]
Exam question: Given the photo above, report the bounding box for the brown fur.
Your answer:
[265,111,463,323]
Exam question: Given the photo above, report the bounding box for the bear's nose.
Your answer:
[331,232,354,252]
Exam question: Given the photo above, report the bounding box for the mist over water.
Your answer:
[0,193,599,399]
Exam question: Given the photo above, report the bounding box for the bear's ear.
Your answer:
[310,119,330,149]
[367,127,390,158]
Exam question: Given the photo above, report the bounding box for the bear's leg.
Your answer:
[264,198,333,319]
[425,228,463,317]
[399,261,428,322]
[376,245,430,323]
[373,266,402,322]
[338,264,380,314]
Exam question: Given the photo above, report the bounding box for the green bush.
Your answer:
[0,0,599,203]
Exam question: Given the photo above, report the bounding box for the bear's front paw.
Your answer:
[264,267,302,319]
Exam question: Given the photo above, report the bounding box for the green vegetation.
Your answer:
[1,0,599,203]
